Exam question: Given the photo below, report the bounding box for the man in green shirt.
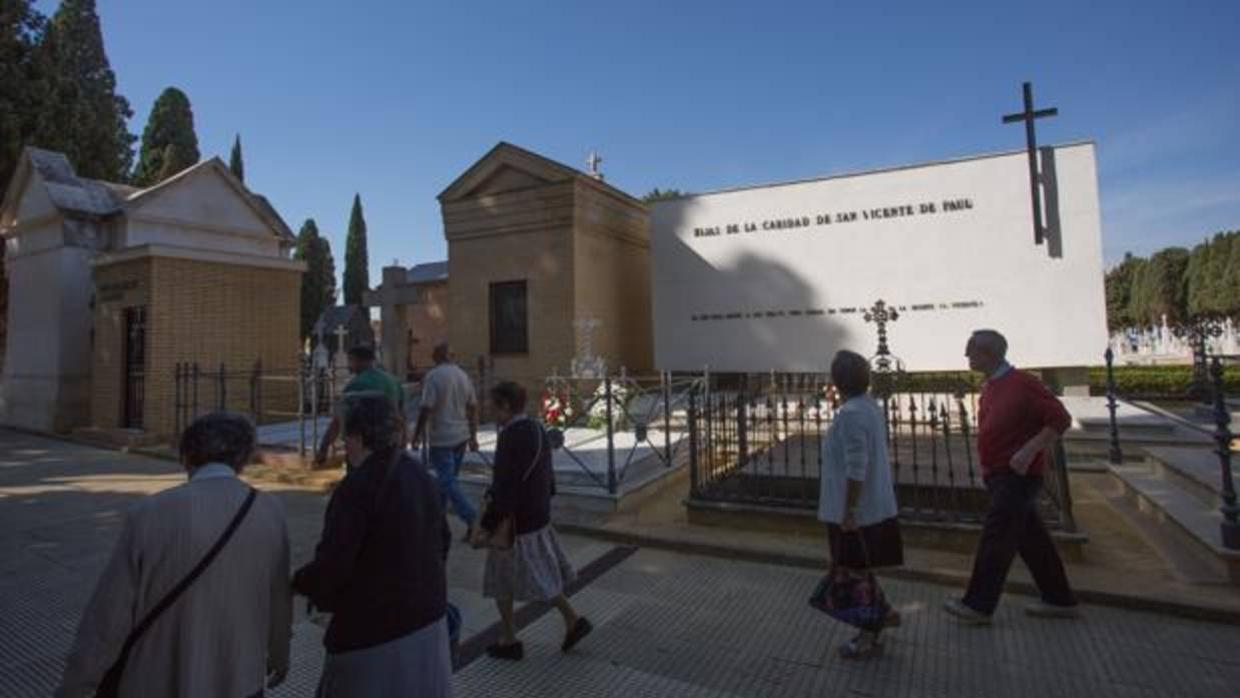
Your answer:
[314,345,405,467]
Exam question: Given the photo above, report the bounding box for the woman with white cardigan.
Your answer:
[818,350,904,659]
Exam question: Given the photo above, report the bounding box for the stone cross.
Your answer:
[333,323,349,359]
[586,151,603,180]
[1002,81,1058,246]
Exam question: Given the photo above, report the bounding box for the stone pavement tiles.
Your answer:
[0,429,608,696]
[3,429,1240,697]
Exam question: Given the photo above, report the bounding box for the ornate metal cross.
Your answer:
[864,299,900,372]
[1002,82,1058,246]
[1173,317,1225,401]
[586,151,603,179]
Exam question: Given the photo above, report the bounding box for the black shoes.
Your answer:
[562,617,593,653]
[485,641,525,661]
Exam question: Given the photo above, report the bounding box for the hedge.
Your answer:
[888,366,1240,397]
[1088,364,1240,397]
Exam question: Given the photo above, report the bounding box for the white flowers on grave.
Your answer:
[587,380,629,430]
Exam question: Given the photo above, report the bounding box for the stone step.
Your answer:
[1107,460,1240,584]
[1141,445,1237,506]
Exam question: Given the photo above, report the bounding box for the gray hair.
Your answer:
[970,329,1009,359]
[830,350,871,398]
[179,411,257,469]
[343,394,400,451]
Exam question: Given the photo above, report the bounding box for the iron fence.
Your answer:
[1105,349,1239,549]
[687,373,1077,531]
[540,371,700,494]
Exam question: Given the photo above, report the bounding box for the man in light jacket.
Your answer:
[58,412,293,698]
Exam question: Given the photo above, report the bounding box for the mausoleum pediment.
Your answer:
[438,142,579,202]
[124,159,293,244]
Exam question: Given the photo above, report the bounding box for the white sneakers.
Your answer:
[943,598,1082,624]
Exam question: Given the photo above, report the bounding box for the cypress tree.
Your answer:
[0,0,46,195]
[32,0,134,182]
[133,87,199,186]
[342,193,369,305]
[229,133,244,183]
[294,220,338,340]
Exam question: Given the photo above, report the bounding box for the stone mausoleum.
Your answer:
[0,147,304,437]
[433,143,654,392]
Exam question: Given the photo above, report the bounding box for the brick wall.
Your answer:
[92,254,302,437]
[573,181,653,375]
[445,181,577,400]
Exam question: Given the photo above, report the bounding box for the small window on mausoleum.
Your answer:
[489,280,528,354]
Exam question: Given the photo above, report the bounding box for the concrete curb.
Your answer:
[556,522,1240,626]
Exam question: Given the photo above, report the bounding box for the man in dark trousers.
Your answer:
[944,329,1080,624]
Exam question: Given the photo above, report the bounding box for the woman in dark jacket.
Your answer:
[293,396,452,697]
[475,381,592,661]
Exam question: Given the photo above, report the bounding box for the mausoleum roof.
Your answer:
[313,304,370,335]
[23,148,126,217]
[438,141,645,207]
[406,261,448,284]
[1,147,295,243]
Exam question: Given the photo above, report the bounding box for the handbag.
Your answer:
[471,420,544,550]
[808,530,891,630]
[95,487,258,698]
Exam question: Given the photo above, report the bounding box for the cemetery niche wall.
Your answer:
[650,143,1108,374]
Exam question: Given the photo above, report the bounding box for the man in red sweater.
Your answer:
[944,329,1079,624]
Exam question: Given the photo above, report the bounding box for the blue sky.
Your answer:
[69,0,1240,277]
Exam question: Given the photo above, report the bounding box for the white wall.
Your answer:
[651,144,1108,373]
[1,222,94,431]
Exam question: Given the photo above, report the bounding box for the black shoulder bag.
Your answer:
[95,487,258,698]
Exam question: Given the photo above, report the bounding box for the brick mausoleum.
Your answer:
[0,147,304,438]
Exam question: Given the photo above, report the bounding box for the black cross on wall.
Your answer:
[1002,82,1058,246]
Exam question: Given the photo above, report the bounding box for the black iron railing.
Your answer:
[687,373,1077,531]
[541,372,699,494]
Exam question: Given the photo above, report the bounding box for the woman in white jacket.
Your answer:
[818,350,903,659]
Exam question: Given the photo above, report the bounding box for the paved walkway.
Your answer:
[2,430,1239,697]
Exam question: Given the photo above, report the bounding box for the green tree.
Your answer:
[1203,232,1235,317]
[32,0,134,182]
[642,188,684,203]
[342,193,369,305]
[1219,232,1240,319]
[132,86,199,186]
[1132,247,1190,325]
[155,141,193,183]
[229,133,244,183]
[294,219,338,340]
[1124,256,1150,326]
[1184,240,1212,318]
[1105,253,1141,331]
[0,1,49,367]
[0,0,46,195]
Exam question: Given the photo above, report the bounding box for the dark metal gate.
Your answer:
[122,306,147,429]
